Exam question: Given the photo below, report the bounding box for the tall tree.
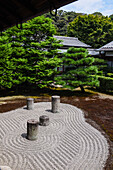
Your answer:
[55,47,104,92]
[0,36,14,88]
[44,10,79,36]
[0,16,62,89]
[109,14,113,21]
[92,12,103,16]
[67,14,113,48]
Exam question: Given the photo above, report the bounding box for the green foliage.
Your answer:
[0,16,62,89]
[44,10,113,48]
[107,73,113,78]
[92,12,103,16]
[67,14,113,48]
[109,14,113,21]
[44,10,82,36]
[97,75,113,91]
[55,47,105,92]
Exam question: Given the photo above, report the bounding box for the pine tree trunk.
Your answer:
[79,85,85,93]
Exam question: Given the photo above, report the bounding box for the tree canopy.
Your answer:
[67,14,113,48]
[0,16,62,89]
[44,11,113,48]
[44,10,82,36]
[109,14,113,21]
[92,12,103,16]
[55,47,104,92]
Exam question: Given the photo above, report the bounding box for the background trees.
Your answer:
[0,16,62,89]
[44,11,113,48]
[92,12,103,16]
[55,47,104,92]
[109,14,113,21]
[67,14,113,48]
[44,10,79,36]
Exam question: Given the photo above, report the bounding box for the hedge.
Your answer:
[107,73,113,78]
[98,75,113,91]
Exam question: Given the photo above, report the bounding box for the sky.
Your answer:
[59,0,113,16]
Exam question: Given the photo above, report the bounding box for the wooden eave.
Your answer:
[0,0,77,31]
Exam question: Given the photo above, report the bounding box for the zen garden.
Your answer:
[0,8,113,170]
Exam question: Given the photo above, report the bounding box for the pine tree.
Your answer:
[0,16,62,89]
[55,47,104,92]
[0,36,18,88]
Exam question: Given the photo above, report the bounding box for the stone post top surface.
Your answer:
[27,119,38,124]
[40,115,49,119]
[52,96,60,98]
[27,98,34,100]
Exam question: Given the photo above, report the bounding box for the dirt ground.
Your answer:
[0,91,113,169]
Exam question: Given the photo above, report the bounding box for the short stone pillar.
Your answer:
[52,95,60,113]
[27,98,34,110]
[39,115,49,126]
[27,119,38,140]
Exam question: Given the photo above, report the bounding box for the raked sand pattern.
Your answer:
[0,102,109,170]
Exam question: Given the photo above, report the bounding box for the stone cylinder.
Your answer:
[39,115,49,126]
[27,119,38,140]
[27,98,34,110]
[52,95,60,113]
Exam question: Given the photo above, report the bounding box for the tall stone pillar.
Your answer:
[27,98,34,110]
[52,96,60,113]
[27,119,38,140]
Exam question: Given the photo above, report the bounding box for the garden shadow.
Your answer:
[21,133,27,139]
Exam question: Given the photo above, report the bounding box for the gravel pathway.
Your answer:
[0,102,109,170]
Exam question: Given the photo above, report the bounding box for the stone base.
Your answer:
[39,115,49,126]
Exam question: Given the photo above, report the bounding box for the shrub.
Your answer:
[98,75,113,91]
[107,73,113,78]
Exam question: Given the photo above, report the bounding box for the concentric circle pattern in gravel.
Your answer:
[0,102,109,170]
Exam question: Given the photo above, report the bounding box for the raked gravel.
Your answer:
[0,102,109,170]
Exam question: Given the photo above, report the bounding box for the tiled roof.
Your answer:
[99,41,113,51]
[54,35,91,48]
